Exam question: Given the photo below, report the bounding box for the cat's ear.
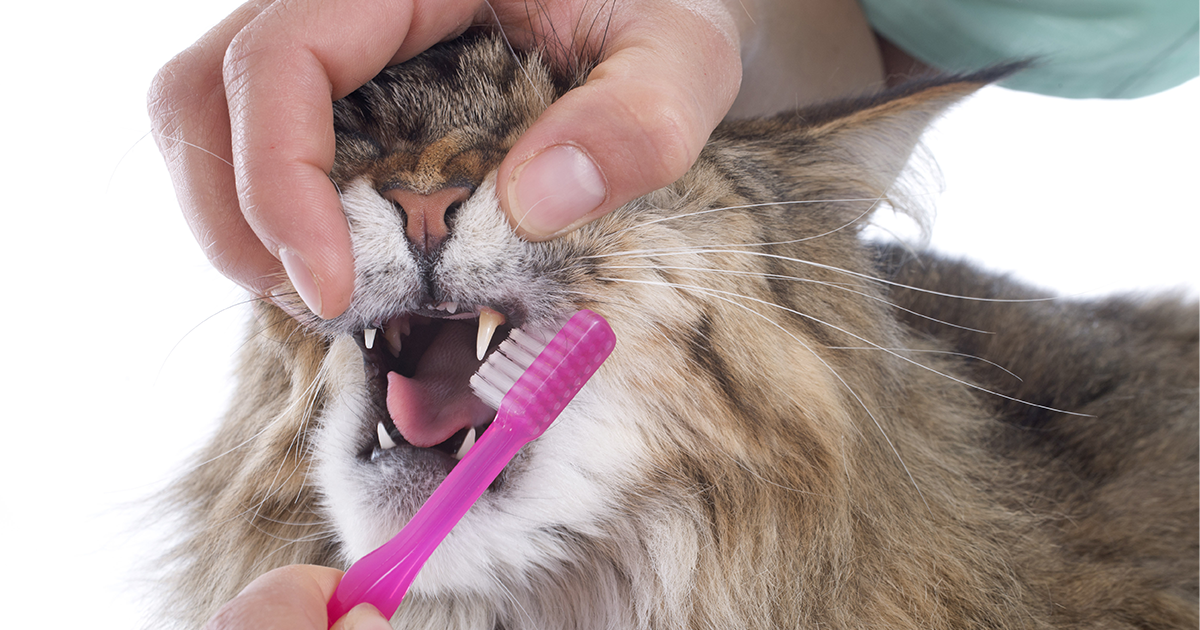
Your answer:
[774,68,1015,196]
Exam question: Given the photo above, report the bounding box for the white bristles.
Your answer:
[469,320,560,410]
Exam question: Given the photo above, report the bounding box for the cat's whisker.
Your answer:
[574,0,616,59]
[157,295,277,387]
[182,412,292,474]
[479,0,550,110]
[149,131,235,168]
[600,263,995,335]
[593,275,930,511]
[594,246,1064,304]
[600,276,1088,417]
[238,509,330,530]
[604,196,890,240]
[182,330,329,480]
[247,380,325,523]
[238,357,332,538]
[824,347,1024,382]
[487,571,537,628]
[248,529,341,573]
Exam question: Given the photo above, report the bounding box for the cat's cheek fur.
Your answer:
[340,179,426,319]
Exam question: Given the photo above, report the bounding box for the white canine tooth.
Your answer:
[364,328,377,350]
[476,306,506,360]
[453,427,476,460]
[384,325,403,358]
[377,422,397,450]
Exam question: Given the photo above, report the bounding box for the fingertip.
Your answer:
[505,143,609,240]
[331,603,393,630]
[499,75,710,242]
[498,17,740,241]
[206,565,345,630]
[278,246,324,317]
[274,242,354,320]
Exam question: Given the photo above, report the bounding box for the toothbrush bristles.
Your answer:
[470,320,561,410]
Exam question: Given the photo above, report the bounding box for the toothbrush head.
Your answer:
[470,310,616,437]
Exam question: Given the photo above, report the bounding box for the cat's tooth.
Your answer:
[436,301,459,314]
[453,427,476,460]
[384,325,403,358]
[377,422,397,451]
[476,307,506,360]
[364,328,377,350]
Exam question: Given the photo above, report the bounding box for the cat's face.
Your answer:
[266,31,982,617]
[293,34,658,598]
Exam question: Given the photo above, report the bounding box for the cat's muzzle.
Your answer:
[354,303,513,465]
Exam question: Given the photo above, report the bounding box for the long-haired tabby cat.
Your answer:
[155,30,1199,629]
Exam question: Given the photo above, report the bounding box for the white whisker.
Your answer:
[590,246,1063,304]
[150,131,235,168]
[480,0,548,110]
[601,264,995,335]
[824,347,1023,382]
[607,196,888,240]
[597,276,1090,418]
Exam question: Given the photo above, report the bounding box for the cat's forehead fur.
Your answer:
[330,32,562,194]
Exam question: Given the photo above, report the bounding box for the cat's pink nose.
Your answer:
[383,187,472,255]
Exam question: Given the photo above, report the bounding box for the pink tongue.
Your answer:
[385,322,496,448]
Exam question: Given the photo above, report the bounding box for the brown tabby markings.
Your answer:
[154,31,1198,630]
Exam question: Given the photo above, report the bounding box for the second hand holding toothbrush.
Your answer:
[326,310,616,626]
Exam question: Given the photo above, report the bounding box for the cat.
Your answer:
[154,30,1199,629]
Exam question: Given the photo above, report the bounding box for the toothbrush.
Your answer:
[326,309,616,626]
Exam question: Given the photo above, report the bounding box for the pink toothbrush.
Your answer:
[326,309,616,626]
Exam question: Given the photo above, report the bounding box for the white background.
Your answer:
[0,1,1195,627]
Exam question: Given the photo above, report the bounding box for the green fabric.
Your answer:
[860,0,1199,98]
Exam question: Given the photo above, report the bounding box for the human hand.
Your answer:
[203,564,389,630]
[149,0,881,320]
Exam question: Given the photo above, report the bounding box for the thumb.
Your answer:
[204,565,390,630]
[497,10,742,240]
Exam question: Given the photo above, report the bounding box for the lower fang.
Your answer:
[453,427,477,460]
[384,326,403,358]
[377,422,397,450]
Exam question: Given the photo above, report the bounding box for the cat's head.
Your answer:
[252,30,996,625]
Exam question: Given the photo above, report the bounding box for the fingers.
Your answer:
[203,564,389,630]
[222,0,486,318]
[151,0,744,319]
[150,0,487,319]
[149,0,280,298]
[496,1,744,240]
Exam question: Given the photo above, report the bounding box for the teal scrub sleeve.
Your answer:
[860,0,1199,98]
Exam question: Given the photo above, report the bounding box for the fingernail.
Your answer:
[278,247,324,319]
[509,144,606,238]
[337,603,393,630]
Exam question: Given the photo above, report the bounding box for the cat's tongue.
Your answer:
[385,322,495,448]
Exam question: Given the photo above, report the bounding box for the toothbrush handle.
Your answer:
[326,412,526,625]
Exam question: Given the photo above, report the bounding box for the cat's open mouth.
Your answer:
[355,303,514,463]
